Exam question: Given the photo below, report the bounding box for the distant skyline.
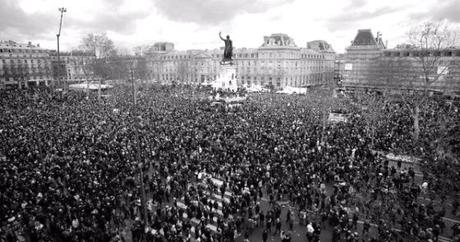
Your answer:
[1,0,459,53]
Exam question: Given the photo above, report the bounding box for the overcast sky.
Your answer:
[1,0,459,53]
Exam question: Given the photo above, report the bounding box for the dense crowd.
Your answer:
[0,85,459,242]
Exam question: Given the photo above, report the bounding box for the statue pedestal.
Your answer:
[212,64,238,92]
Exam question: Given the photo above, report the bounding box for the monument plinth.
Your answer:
[212,64,238,91]
[210,32,238,91]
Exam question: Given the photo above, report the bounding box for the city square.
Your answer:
[1,0,460,241]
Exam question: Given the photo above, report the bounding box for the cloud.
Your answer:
[330,6,399,22]
[431,0,460,23]
[325,6,400,31]
[151,0,294,25]
[101,0,126,8]
[66,11,149,35]
[0,0,151,47]
[0,0,55,38]
[346,0,367,9]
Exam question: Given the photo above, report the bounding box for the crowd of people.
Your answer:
[0,84,459,242]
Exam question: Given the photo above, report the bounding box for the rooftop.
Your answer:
[307,40,334,52]
[260,33,298,49]
[48,50,95,56]
[0,40,42,49]
[352,29,378,46]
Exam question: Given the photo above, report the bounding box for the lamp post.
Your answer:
[130,60,146,225]
[56,7,66,90]
[131,63,136,105]
[136,125,148,227]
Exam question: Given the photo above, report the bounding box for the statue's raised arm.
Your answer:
[219,32,233,62]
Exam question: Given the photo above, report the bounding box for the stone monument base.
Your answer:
[211,64,238,92]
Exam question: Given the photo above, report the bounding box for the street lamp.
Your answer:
[56,7,67,90]
[128,59,146,225]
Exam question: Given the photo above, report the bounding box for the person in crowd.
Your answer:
[262,228,268,242]
[0,85,458,242]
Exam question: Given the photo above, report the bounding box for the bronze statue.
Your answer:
[219,32,233,62]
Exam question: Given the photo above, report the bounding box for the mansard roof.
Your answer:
[260,33,298,49]
[352,29,378,46]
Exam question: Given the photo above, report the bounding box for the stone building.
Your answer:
[341,29,460,93]
[49,50,96,84]
[235,34,335,89]
[151,42,174,53]
[144,33,335,89]
[0,40,53,89]
[340,29,386,90]
[0,40,96,89]
[376,48,460,93]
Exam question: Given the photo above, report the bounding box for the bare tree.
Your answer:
[116,47,132,57]
[428,98,460,162]
[133,45,151,56]
[79,58,93,80]
[79,58,95,95]
[400,21,459,140]
[79,33,116,58]
[134,57,148,81]
[77,57,96,81]
[116,58,131,81]
[353,92,389,146]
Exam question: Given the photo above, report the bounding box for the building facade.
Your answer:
[146,49,221,85]
[340,29,386,90]
[376,48,460,92]
[49,50,96,83]
[341,29,460,93]
[0,40,53,89]
[2,35,336,90]
[145,33,335,89]
[1,40,96,89]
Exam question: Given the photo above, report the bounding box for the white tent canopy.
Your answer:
[276,86,308,95]
[69,83,113,91]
